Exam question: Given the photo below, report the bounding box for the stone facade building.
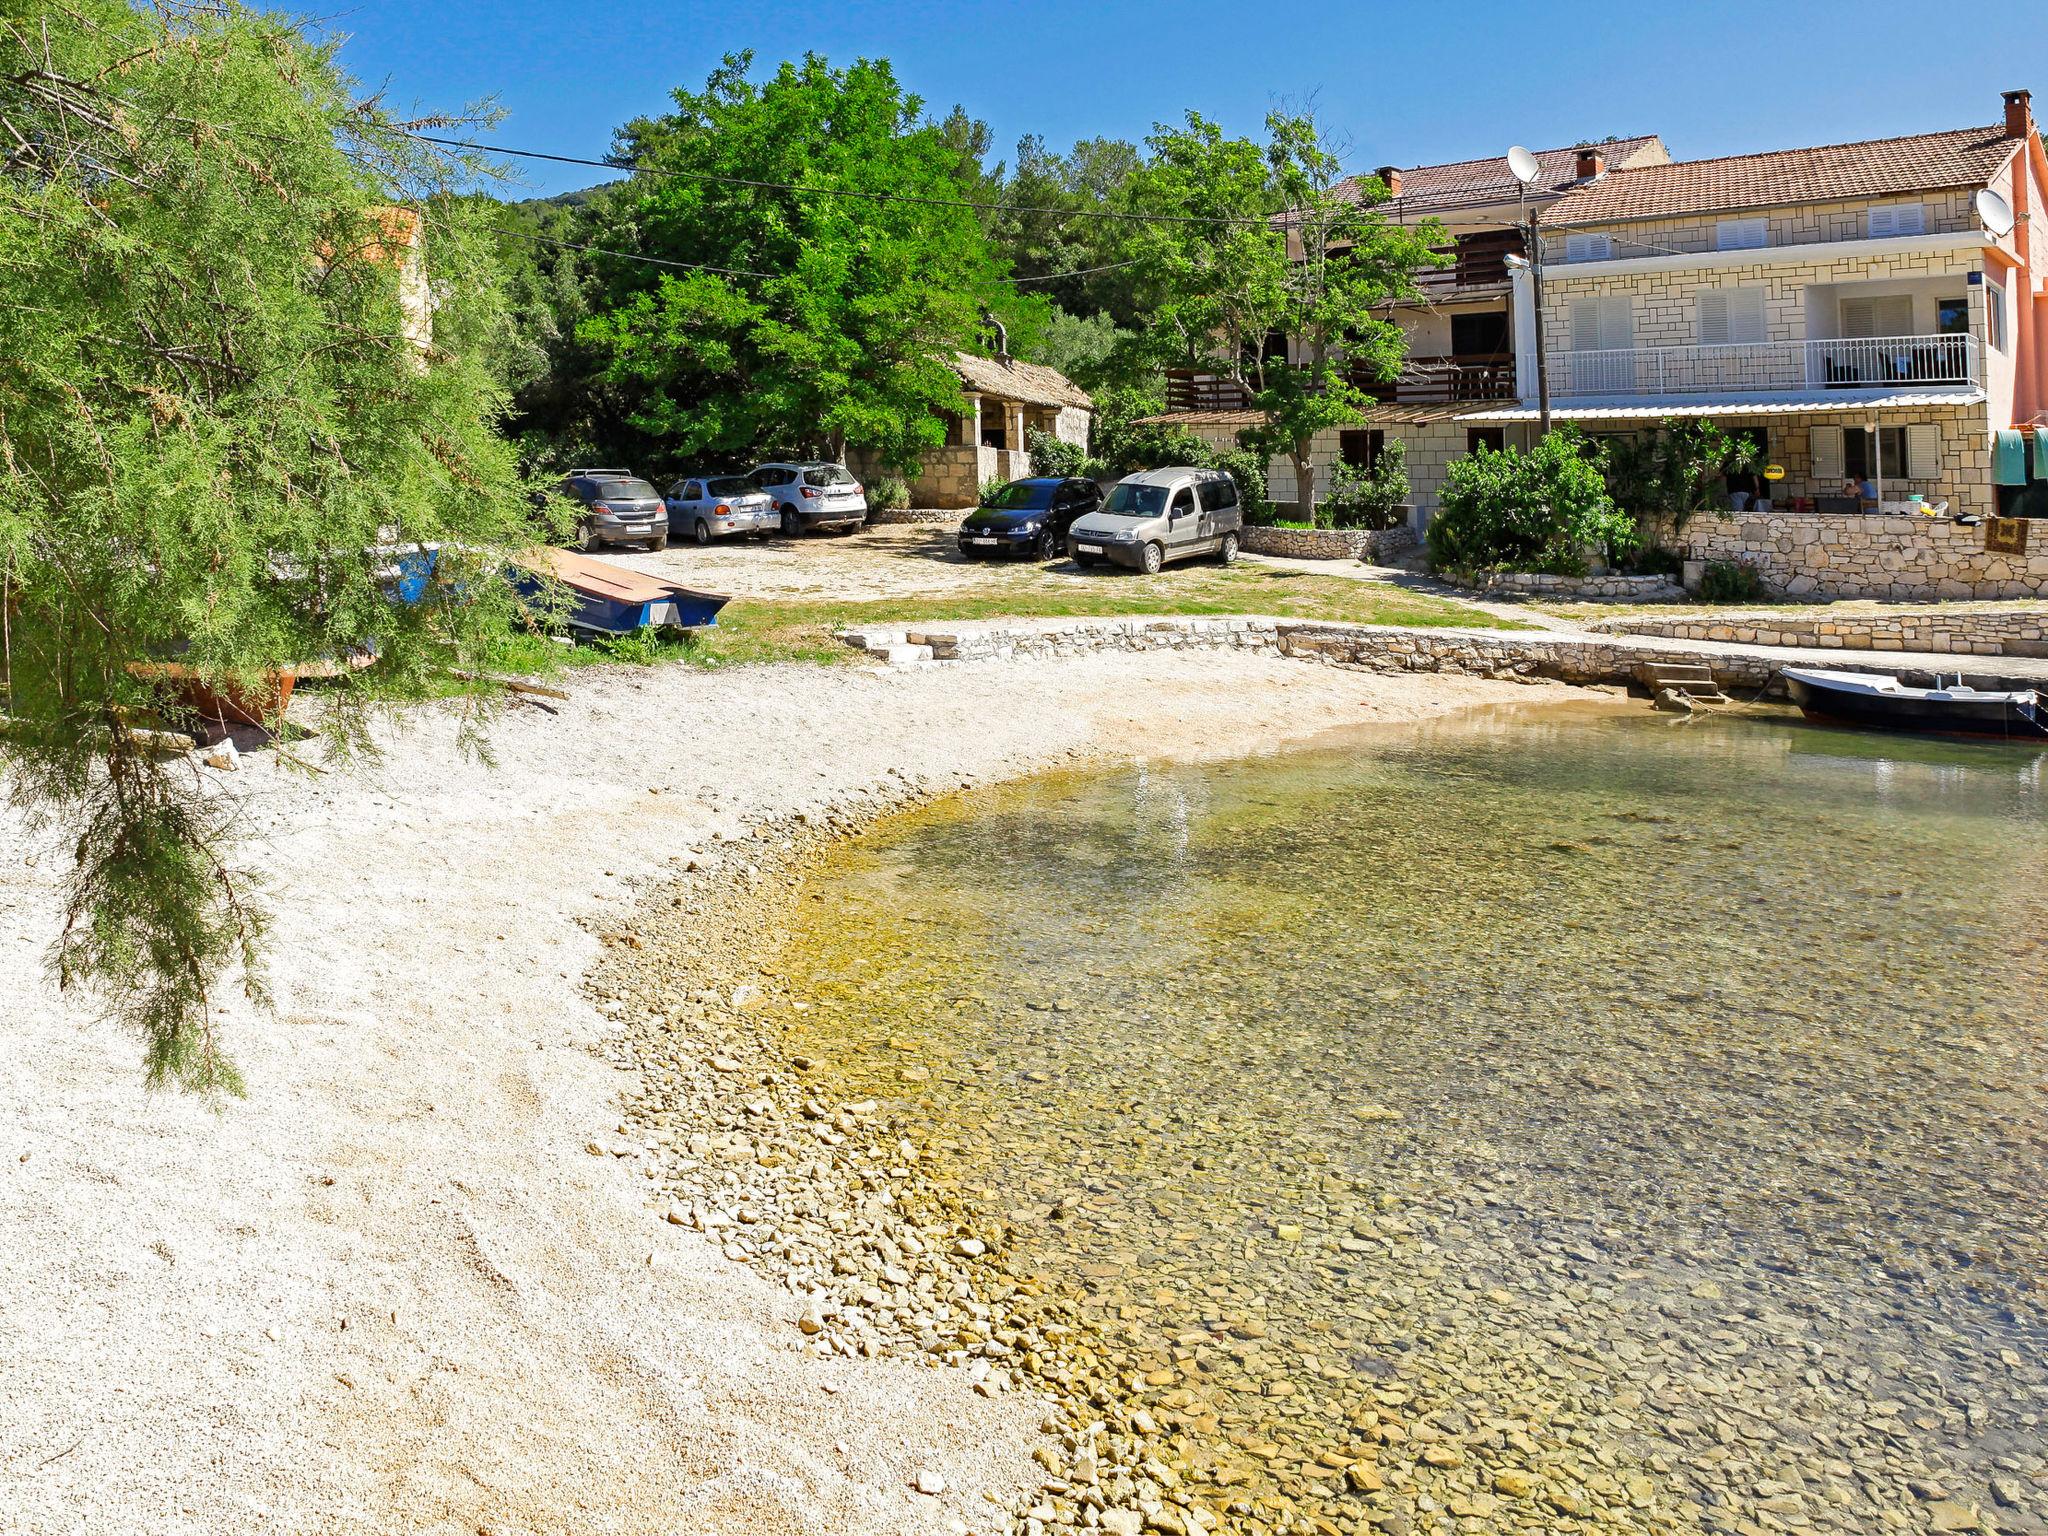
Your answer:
[1143,93,2048,598]
[849,352,1092,509]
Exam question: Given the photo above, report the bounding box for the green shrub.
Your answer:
[1624,544,1684,577]
[977,475,1012,505]
[1212,448,1273,526]
[1024,427,1104,481]
[1427,428,1639,577]
[1321,439,1410,530]
[867,474,910,511]
[1697,557,1767,603]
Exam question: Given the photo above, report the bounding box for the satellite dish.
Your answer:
[1506,145,1541,186]
[1976,187,2016,237]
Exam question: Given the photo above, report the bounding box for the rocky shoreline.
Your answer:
[587,788,1232,1536]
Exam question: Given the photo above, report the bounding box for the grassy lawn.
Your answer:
[479,564,1525,676]
[680,567,1524,668]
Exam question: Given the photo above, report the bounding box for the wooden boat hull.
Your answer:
[511,548,730,635]
[1783,668,2048,739]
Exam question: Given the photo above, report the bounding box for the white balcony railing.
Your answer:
[1547,333,1980,398]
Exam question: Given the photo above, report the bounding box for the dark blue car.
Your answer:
[957,477,1104,561]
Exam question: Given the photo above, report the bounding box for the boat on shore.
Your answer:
[1781,666,2048,739]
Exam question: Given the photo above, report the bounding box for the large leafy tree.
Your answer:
[0,1,534,1089]
[1125,112,1444,520]
[581,53,1042,472]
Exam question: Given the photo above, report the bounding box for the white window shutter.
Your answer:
[1841,295,1912,339]
[1905,423,1940,480]
[1869,202,1926,238]
[1565,232,1613,261]
[1698,290,1730,345]
[1571,296,1604,349]
[1840,297,1874,338]
[1811,425,1844,484]
[1600,296,1633,350]
[1729,288,1767,345]
[1717,217,1767,251]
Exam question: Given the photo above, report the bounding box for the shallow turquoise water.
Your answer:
[785,706,2048,1532]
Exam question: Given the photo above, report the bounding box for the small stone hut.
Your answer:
[852,351,1093,509]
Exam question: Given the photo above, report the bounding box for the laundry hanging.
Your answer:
[1993,429,2029,486]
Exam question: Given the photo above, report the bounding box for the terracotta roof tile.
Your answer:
[1332,136,1668,213]
[1539,124,2022,228]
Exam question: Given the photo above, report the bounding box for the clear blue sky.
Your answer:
[323,0,2048,200]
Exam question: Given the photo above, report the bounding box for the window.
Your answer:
[1988,280,2008,351]
[1569,295,1633,351]
[1716,217,1768,251]
[1842,427,1909,481]
[1339,429,1384,470]
[1450,311,1510,358]
[1467,427,1507,454]
[1840,294,1915,339]
[1935,296,1970,336]
[1563,232,1613,262]
[680,481,703,500]
[1200,477,1238,512]
[1867,202,1927,238]
[1168,488,1196,518]
[1698,287,1767,346]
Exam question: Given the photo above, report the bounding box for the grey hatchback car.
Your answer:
[1066,467,1243,573]
[750,462,868,535]
[554,469,667,552]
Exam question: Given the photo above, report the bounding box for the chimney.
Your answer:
[1376,164,1403,197]
[1575,146,1607,180]
[2004,89,2034,139]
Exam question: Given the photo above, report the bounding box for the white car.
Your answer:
[749,461,868,535]
[666,474,780,544]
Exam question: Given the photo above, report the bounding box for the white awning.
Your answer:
[1458,388,1986,422]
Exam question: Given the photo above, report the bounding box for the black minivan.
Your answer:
[958,477,1103,561]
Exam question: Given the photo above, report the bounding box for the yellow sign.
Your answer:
[1763,463,1786,481]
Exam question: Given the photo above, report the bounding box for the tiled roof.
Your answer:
[951,351,1092,410]
[1331,136,1668,213]
[1539,124,2022,228]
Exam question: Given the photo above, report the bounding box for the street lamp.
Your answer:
[1507,145,1551,437]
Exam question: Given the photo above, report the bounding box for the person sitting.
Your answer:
[1843,475,1876,505]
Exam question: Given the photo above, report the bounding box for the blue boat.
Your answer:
[512,548,731,635]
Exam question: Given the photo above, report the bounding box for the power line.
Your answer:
[482,219,778,280]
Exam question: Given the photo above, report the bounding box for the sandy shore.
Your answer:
[0,649,1549,1536]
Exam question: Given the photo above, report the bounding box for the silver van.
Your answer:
[1065,467,1243,574]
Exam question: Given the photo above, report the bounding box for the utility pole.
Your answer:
[1509,148,1552,437]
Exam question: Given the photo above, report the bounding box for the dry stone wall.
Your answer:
[1684,512,2048,599]
[1591,606,2048,657]
[1482,572,1686,601]
[1242,525,1417,562]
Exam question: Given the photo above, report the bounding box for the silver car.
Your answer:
[666,474,780,544]
[750,461,868,535]
[1066,467,1243,574]
[554,469,667,552]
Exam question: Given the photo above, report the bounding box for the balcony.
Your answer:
[1162,354,1517,413]
[1546,333,1981,399]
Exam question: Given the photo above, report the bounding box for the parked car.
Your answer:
[1066,467,1243,574]
[549,468,667,552]
[958,477,1103,561]
[749,461,868,535]
[666,473,780,544]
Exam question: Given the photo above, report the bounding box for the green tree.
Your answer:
[1604,418,1763,538]
[1427,429,1639,576]
[581,53,1043,472]
[1124,111,1442,522]
[0,1,534,1089]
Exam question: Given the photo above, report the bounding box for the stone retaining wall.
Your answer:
[841,616,1768,693]
[1590,607,2048,657]
[1683,513,2048,600]
[865,507,961,526]
[1241,525,1416,562]
[840,614,2043,697]
[1482,572,1687,602]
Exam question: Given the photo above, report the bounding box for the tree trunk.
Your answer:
[828,427,847,464]
[1292,445,1314,525]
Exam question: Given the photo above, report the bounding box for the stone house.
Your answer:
[1142,136,1671,512]
[849,351,1093,508]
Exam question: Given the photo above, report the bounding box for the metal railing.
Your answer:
[1162,355,1517,412]
[1546,333,1980,398]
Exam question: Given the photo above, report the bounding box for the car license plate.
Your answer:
[1076,543,1103,554]
[968,537,998,546]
